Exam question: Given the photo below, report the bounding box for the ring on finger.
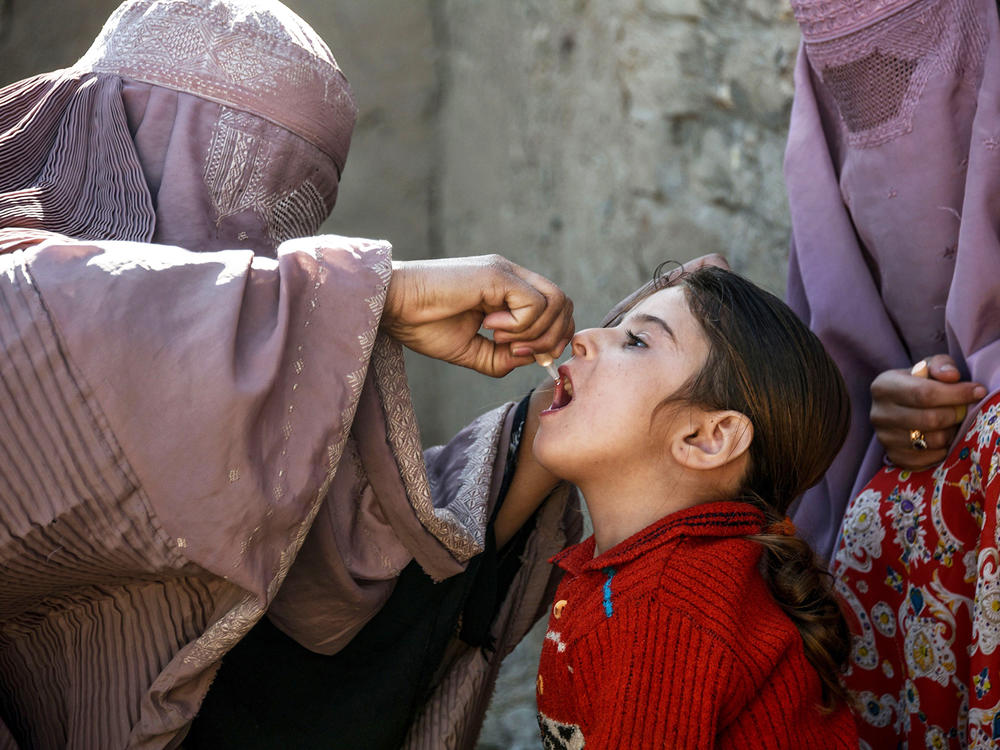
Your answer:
[909,429,928,451]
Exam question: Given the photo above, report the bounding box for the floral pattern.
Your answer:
[835,393,1000,748]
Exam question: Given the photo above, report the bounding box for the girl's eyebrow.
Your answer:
[627,312,675,341]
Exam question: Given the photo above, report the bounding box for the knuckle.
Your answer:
[931,428,957,449]
[911,384,936,408]
[886,450,906,465]
[870,376,892,397]
[869,406,891,426]
[928,411,954,431]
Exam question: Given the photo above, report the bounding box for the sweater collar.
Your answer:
[551,501,766,575]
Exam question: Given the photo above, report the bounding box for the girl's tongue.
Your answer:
[548,376,574,410]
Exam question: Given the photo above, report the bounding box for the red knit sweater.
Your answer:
[535,501,858,748]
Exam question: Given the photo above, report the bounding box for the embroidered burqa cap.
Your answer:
[0,0,356,252]
[77,0,355,172]
[789,0,921,40]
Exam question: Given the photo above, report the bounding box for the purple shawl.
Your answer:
[0,235,579,749]
[785,0,1000,560]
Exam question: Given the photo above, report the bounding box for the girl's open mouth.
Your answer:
[541,367,574,414]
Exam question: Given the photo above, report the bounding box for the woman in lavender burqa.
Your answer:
[785,0,1000,744]
[0,1,581,748]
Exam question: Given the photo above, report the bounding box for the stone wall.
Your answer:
[431,4,801,747]
[1,1,800,746]
[419,0,801,448]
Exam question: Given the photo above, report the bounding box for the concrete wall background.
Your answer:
[1,1,799,746]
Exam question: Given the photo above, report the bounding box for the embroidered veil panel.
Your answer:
[794,0,987,147]
[203,107,331,245]
[371,335,508,564]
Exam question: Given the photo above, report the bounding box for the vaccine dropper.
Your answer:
[533,353,560,382]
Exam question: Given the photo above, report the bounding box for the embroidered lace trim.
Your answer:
[204,107,330,243]
[371,336,503,562]
[183,245,392,669]
[791,0,920,42]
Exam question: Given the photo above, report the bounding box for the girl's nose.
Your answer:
[570,328,599,358]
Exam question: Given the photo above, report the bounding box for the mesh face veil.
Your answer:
[789,0,986,148]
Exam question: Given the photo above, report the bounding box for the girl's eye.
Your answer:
[625,329,648,348]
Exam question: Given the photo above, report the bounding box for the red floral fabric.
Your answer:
[835,393,1000,749]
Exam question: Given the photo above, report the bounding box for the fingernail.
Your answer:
[939,363,957,372]
[974,386,987,399]
[512,347,532,357]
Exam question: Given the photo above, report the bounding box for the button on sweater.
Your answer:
[536,501,859,748]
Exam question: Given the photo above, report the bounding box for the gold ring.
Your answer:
[909,429,928,451]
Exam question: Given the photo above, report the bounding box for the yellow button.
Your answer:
[554,599,568,618]
[537,673,544,695]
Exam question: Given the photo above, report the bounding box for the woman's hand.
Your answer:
[684,253,730,272]
[870,354,986,469]
[381,254,574,377]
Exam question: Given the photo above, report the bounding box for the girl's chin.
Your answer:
[531,440,579,483]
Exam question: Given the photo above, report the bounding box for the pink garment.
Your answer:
[0,1,582,747]
[0,234,579,749]
[784,0,1000,561]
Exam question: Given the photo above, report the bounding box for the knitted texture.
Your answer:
[536,502,859,748]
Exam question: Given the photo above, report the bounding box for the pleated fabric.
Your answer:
[0,72,154,243]
[0,235,582,749]
[0,247,200,747]
[0,237,391,749]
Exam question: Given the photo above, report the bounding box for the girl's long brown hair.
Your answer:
[634,265,853,707]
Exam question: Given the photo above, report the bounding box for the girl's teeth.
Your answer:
[564,380,574,397]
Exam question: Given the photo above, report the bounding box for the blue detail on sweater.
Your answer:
[602,567,616,618]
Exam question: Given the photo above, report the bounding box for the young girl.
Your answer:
[521,266,859,748]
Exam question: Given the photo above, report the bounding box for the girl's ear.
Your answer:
[671,409,753,471]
